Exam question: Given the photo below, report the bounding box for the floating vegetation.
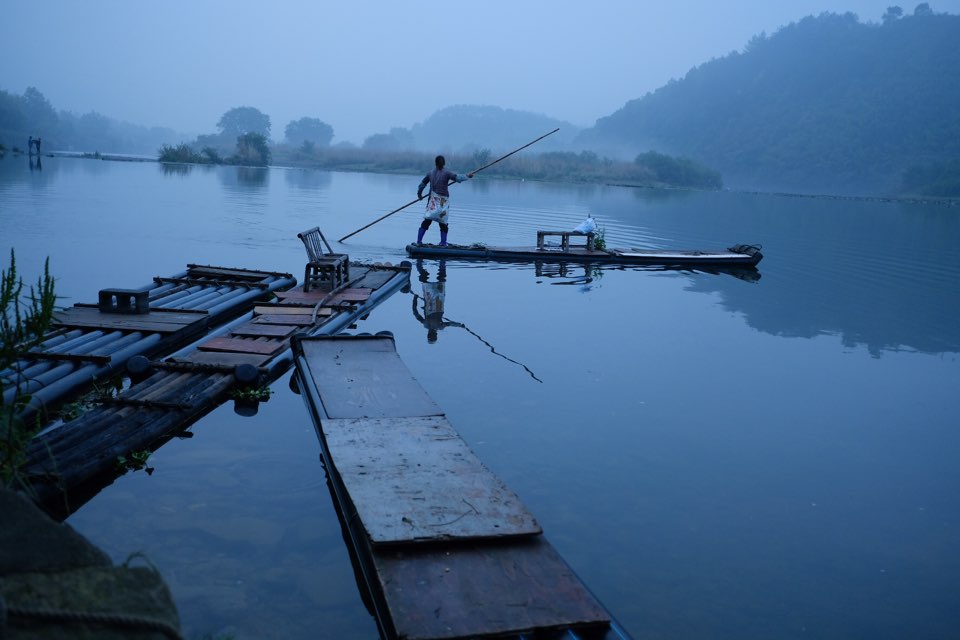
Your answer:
[116,449,153,475]
[58,377,123,422]
[230,386,273,402]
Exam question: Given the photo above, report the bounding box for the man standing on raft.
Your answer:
[416,155,473,246]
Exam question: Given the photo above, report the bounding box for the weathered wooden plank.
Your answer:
[53,307,207,333]
[325,288,373,305]
[198,336,283,356]
[253,314,316,326]
[73,303,209,315]
[323,416,541,544]
[375,537,610,640]
[275,289,331,303]
[174,351,270,367]
[253,305,332,316]
[278,288,372,305]
[350,268,399,291]
[186,264,292,280]
[299,337,441,418]
[230,324,297,338]
[22,351,112,365]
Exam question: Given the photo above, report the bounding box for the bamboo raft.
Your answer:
[292,334,631,640]
[2,264,297,426]
[23,262,411,518]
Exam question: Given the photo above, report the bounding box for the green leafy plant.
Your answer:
[593,227,607,251]
[57,377,123,422]
[1,250,57,488]
[116,449,153,475]
[230,386,272,402]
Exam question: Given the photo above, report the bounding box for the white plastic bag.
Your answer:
[573,215,597,234]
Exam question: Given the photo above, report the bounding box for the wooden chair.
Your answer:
[297,227,349,292]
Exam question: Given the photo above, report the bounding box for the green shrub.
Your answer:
[158,143,205,163]
[2,250,57,488]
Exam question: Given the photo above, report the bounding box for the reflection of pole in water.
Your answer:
[414,258,542,382]
[445,317,543,383]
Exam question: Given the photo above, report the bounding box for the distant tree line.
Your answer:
[0,86,180,155]
[160,106,335,167]
[271,144,722,190]
[157,105,720,188]
[3,90,722,190]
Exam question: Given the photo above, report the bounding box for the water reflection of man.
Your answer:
[412,259,463,343]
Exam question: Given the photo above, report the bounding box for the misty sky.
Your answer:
[4,0,958,144]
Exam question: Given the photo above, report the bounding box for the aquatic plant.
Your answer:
[116,449,153,475]
[230,386,272,402]
[593,227,607,251]
[1,250,57,489]
[58,377,123,422]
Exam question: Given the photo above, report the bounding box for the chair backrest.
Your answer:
[297,227,335,262]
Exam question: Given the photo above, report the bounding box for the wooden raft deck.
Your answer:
[23,263,411,519]
[292,334,627,640]
[3,264,297,426]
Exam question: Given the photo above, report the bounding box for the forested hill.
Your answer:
[577,9,960,196]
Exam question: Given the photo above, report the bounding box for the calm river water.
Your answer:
[2,155,959,639]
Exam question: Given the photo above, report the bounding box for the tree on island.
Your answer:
[217,106,271,139]
[232,132,271,166]
[284,117,333,148]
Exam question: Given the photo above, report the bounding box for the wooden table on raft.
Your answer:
[536,230,596,251]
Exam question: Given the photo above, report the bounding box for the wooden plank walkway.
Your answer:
[24,263,412,519]
[293,335,625,640]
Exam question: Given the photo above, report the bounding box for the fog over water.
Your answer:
[5,0,955,144]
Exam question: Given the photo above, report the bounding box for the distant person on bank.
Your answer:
[416,155,473,246]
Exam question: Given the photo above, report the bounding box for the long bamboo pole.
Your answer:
[337,128,560,243]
